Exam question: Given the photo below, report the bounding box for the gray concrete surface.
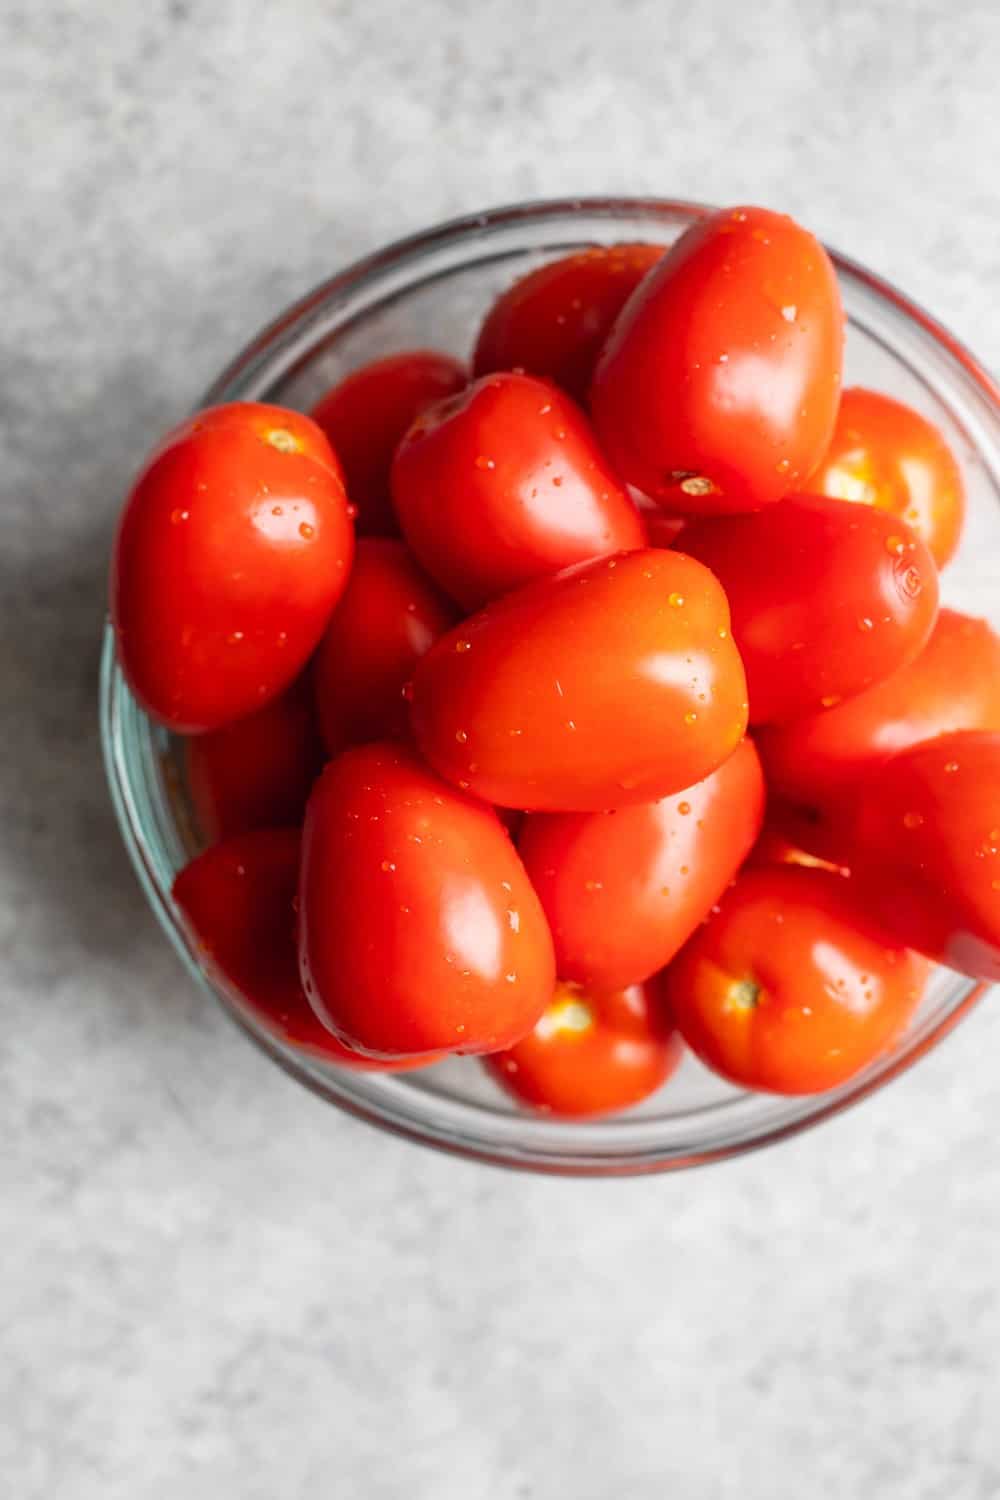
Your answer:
[3,2,1000,1496]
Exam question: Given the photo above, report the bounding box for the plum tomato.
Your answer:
[112,401,354,732]
[661,865,929,1094]
[484,978,682,1118]
[185,672,325,842]
[679,493,939,724]
[391,371,646,610]
[472,243,664,403]
[591,206,844,514]
[310,350,466,536]
[313,538,457,756]
[747,822,851,879]
[518,738,765,990]
[757,609,1000,809]
[850,730,1000,981]
[807,387,966,568]
[298,743,556,1056]
[172,829,436,1070]
[409,549,749,812]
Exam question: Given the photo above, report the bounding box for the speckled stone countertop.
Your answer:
[4,3,1000,1496]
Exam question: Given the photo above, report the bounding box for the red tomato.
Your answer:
[641,509,687,549]
[747,823,850,879]
[807,387,966,568]
[679,493,939,723]
[485,979,682,1118]
[472,243,664,403]
[661,866,929,1093]
[298,743,556,1056]
[311,350,466,536]
[112,402,354,732]
[518,738,765,990]
[391,372,646,610]
[757,609,1000,808]
[313,538,456,756]
[591,206,844,513]
[851,730,1000,980]
[409,549,749,812]
[185,673,325,842]
[172,830,436,1070]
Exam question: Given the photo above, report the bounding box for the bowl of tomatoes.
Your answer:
[101,197,1000,1174]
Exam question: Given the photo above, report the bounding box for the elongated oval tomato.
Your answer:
[851,731,1000,981]
[661,866,929,1093]
[679,493,939,723]
[172,830,437,1070]
[112,402,354,732]
[472,243,664,402]
[484,979,682,1117]
[311,350,466,536]
[807,387,966,568]
[185,673,325,842]
[409,549,749,812]
[313,538,456,756]
[391,372,646,610]
[518,739,765,989]
[298,743,556,1056]
[757,609,1000,808]
[591,206,844,513]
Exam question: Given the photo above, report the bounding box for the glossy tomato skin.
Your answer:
[807,387,966,568]
[410,549,749,812]
[313,538,456,756]
[661,866,929,1094]
[311,350,466,536]
[485,979,682,1117]
[298,743,556,1057]
[391,371,646,610]
[679,493,939,723]
[172,830,436,1070]
[591,206,844,514]
[851,731,1000,981]
[185,673,325,843]
[757,609,1000,808]
[518,738,765,990]
[112,402,354,732]
[472,243,664,403]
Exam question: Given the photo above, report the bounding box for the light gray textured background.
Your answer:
[4,3,1000,1496]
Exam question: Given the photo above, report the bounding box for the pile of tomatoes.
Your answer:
[111,205,1000,1118]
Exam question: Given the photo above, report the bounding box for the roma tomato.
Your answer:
[661,866,929,1094]
[409,549,749,812]
[747,822,850,878]
[311,350,466,536]
[807,387,966,568]
[757,609,1000,808]
[112,402,354,732]
[172,830,436,1070]
[472,243,664,403]
[185,673,325,842]
[518,738,765,990]
[391,372,645,610]
[851,730,1000,981]
[591,206,844,513]
[679,493,939,723]
[313,538,456,756]
[484,979,682,1118]
[298,743,556,1056]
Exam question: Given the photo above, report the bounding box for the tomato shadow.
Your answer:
[0,361,178,979]
[0,518,163,961]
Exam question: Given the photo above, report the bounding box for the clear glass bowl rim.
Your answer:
[100,195,996,1177]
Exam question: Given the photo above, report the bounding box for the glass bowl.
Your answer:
[100,197,1000,1176]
